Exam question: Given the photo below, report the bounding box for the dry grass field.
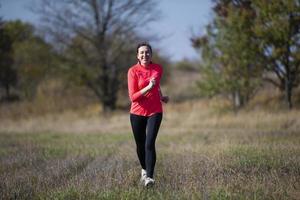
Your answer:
[0,98,300,200]
[0,69,300,199]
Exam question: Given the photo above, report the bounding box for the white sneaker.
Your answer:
[140,169,147,182]
[144,177,155,187]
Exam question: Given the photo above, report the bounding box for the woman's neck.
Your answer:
[139,61,151,68]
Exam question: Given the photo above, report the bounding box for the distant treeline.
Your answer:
[0,0,171,112]
[1,0,299,111]
[192,0,300,109]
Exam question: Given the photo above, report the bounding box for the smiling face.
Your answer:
[137,45,152,66]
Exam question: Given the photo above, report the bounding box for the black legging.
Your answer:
[130,113,162,178]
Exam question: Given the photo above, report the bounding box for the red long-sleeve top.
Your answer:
[127,62,163,116]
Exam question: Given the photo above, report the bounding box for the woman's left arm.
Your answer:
[159,87,169,103]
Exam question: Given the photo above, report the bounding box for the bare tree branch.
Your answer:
[33,0,160,111]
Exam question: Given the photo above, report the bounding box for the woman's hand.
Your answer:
[140,78,156,95]
[148,78,156,90]
[161,96,169,103]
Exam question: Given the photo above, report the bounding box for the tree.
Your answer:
[0,19,17,100]
[4,20,55,99]
[35,0,160,112]
[253,0,300,109]
[192,0,262,109]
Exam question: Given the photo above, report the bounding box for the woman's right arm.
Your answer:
[128,70,155,102]
[140,78,155,95]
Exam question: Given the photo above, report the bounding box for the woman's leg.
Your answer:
[130,114,147,170]
[145,113,162,178]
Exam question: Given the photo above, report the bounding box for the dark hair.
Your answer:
[136,42,152,54]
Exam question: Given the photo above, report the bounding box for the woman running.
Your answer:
[127,42,169,187]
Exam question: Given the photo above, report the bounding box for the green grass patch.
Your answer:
[210,188,231,200]
[209,186,289,200]
[1,129,299,200]
[224,145,300,175]
[0,131,132,158]
[42,187,197,200]
[229,146,279,170]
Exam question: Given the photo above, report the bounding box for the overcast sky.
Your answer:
[0,0,214,62]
